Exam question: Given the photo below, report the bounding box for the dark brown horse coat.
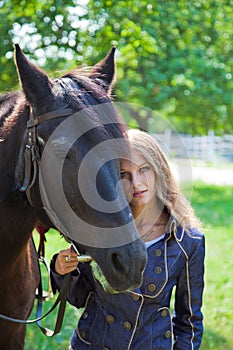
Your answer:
[0,46,147,349]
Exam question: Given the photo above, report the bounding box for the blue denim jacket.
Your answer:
[51,224,205,350]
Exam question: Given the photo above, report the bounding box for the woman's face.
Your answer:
[120,149,156,210]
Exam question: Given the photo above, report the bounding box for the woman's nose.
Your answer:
[131,172,143,188]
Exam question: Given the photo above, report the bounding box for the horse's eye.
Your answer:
[51,137,72,159]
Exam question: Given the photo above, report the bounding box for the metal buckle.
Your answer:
[27,119,38,128]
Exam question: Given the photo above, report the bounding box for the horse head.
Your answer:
[14,45,147,292]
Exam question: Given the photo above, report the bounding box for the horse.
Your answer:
[0,45,147,349]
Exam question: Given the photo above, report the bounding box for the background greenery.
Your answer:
[1,1,232,348]
[1,0,233,134]
[25,183,233,350]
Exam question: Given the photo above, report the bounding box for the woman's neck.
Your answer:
[131,199,169,241]
[132,199,161,225]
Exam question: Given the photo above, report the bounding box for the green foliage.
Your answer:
[85,0,233,134]
[0,0,233,134]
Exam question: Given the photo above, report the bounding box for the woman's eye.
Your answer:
[140,166,150,173]
[120,171,130,180]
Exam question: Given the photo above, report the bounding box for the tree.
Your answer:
[84,0,233,135]
[0,0,232,134]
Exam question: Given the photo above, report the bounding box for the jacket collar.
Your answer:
[165,216,185,241]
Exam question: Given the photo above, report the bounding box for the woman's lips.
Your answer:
[133,190,147,197]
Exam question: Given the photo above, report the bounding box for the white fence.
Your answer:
[153,130,233,162]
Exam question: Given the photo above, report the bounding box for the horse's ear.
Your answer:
[88,47,116,94]
[14,44,52,105]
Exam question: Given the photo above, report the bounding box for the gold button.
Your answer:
[123,321,132,330]
[132,293,140,301]
[106,314,115,324]
[165,330,172,338]
[154,266,162,274]
[154,249,162,257]
[82,311,88,319]
[161,309,168,317]
[148,283,156,292]
[103,348,109,350]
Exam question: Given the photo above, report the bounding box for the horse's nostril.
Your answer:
[111,253,129,275]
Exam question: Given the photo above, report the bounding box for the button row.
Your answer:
[147,264,163,293]
[106,315,132,330]
[83,312,133,331]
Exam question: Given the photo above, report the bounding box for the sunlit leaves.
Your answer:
[0,0,233,134]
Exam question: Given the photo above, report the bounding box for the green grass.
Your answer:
[191,183,233,350]
[24,183,233,349]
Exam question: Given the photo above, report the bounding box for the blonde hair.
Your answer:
[127,129,201,229]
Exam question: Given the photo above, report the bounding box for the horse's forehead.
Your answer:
[50,78,73,100]
[50,76,98,113]
[54,77,79,90]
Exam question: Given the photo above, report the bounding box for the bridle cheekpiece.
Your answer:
[20,106,74,204]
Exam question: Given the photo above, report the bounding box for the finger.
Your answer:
[55,259,78,275]
[67,246,78,258]
[64,254,78,263]
[58,248,77,261]
[55,247,79,275]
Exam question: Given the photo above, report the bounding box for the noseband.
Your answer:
[20,107,74,204]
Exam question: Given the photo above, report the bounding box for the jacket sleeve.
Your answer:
[173,233,205,350]
[50,254,94,308]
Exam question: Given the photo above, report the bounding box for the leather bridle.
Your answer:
[20,107,74,204]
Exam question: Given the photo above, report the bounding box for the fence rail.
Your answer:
[153,130,233,162]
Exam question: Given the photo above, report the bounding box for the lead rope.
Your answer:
[35,272,72,336]
[34,224,70,336]
[35,223,53,306]
[0,250,71,338]
[0,229,71,337]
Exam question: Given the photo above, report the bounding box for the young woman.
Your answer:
[50,129,205,350]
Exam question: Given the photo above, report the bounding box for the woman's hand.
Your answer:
[55,246,79,275]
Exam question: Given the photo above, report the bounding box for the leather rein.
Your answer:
[0,107,76,336]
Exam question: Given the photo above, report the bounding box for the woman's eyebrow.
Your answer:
[138,162,150,168]
[120,163,149,172]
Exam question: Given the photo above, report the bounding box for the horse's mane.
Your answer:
[59,72,128,139]
[0,92,28,141]
[0,92,18,128]
[0,93,29,199]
